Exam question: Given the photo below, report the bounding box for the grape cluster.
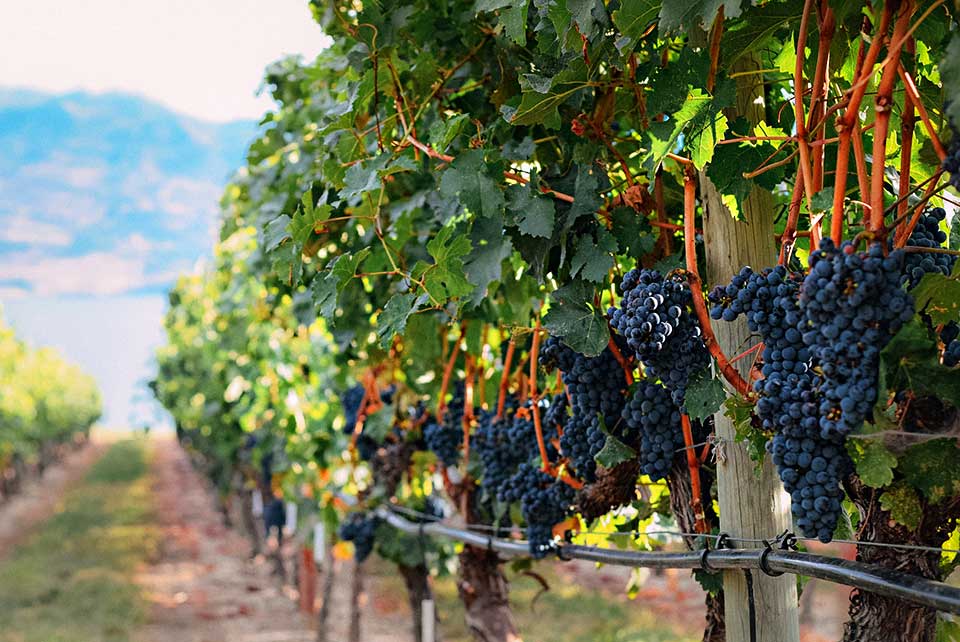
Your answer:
[423,384,464,466]
[619,382,683,481]
[473,408,524,499]
[499,463,574,558]
[339,512,380,562]
[710,264,846,542]
[540,337,629,482]
[609,269,710,405]
[896,207,954,288]
[263,497,286,537]
[801,240,914,438]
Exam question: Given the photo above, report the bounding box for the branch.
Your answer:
[680,414,707,534]
[529,321,552,473]
[496,336,516,421]
[437,322,467,422]
[869,1,913,233]
[682,169,753,398]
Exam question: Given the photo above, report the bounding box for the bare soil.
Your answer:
[0,440,106,559]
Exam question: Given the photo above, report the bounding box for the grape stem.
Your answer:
[437,322,467,422]
[831,4,893,242]
[607,336,635,385]
[869,1,914,234]
[528,321,552,474]
[681,413,707,533]
[495,336,516,421]
[682,168,753,398]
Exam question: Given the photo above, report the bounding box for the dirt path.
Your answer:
[136,438,315,642]
[0,440,106,559]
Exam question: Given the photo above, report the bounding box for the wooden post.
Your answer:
[698,52,800,642]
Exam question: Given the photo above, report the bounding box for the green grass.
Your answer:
[0,439,158,642]
[367,558,698,642]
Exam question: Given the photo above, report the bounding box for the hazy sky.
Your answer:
[0,0,331,121]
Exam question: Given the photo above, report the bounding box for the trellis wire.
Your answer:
[377,507,960,616]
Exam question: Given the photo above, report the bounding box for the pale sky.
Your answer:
[0,0,331,121]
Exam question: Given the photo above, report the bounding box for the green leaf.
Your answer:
[428,113,470,151]
[936,617,960,642]
[341,154,390,201]
[570,228,616,283]
[647,88,730,177]
[688,111,727,169]
[658,0,742,34]
[693,568,724,596]
[363,403,395,443]
[879,482,923,530]
[464,214,513,306]
[418,225,474,303]
[288,190,332,246]
[610,207,656,260]
[912,271,960,327]
[543,280,609,357]
[312,250,371,321]
[595,433,637,469]
[879,318,960,402]
[377,293,418,349]
[940,34,960,128]
[900,439,960,503]
[724,395,768,469]
[847,438,897,489]
[611,0,661,53]
[685,369,726,422]
[262,215,292,253]
[500,0,530,45]
[507,184,556,238]
[567,166,602,229]
[566,0,606,41]
[511,59,590,128]
[720,1,803,66]
[438,149,505,218]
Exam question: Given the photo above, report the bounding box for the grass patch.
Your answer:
[0,439,158,642]
[366,557,698,642]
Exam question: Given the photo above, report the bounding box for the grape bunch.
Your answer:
[499,463,574,558]
[540,337,629,482]
[895,207,954,288]
[609,269,710,405]
[709,264,847,541]
[339,512,380,562]
[423,383,465,466]
[619,382,683,481]
[473,407,525,499]
[801,240,914,438]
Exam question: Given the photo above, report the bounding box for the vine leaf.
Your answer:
[288,190,332,246]
[610,207,656,260]
[570,228,616,283]
[879,482,923,530]
[363,403,395,443]
[511,59,590,128]
[438,149,505,218]
[658,0,742,34]
[500,0,530,45]
[507,184,556,238]
[377,293,418,348]
[847,438,897,489]
[724,395,767,469]
[900,439,960,504]
[940,33,960,128]
[595,434,637,469]
[262,215,292,253]
[912,269,960,327]
[720,1,804,66]
[428,113,470,151]
[685,369,725,422]
[879,318,960,402]
[464,214,513,306]
[414,225,474,303]
[312,250,371,321]
[611,0,661,54]
[543,280,609,356]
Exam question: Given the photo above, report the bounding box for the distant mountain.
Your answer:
[0,88,258,298]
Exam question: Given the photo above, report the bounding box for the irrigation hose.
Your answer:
[378,508,960,616]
